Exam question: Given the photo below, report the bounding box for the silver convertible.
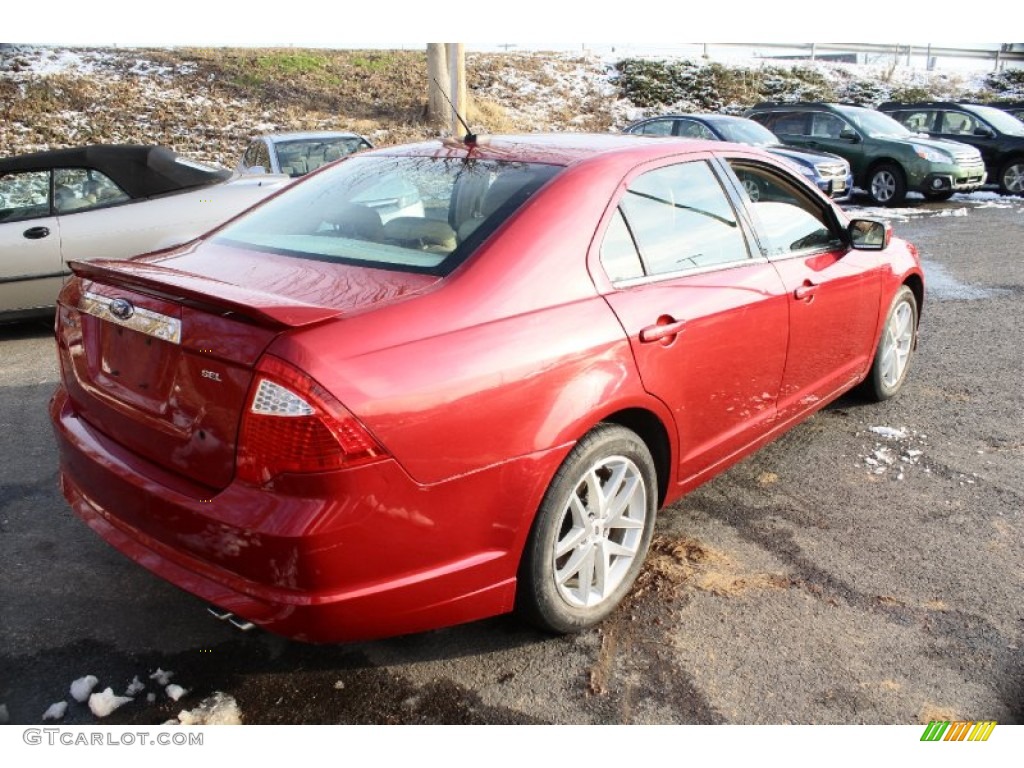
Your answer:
[0,145,289,319]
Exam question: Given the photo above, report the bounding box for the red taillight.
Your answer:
[236,355,385,485]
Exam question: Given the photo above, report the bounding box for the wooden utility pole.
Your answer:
[446,43,467,137]
[426,43,449,126]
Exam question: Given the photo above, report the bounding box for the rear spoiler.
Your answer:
[68,259,343,328]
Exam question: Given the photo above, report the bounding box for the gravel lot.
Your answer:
[1,192,1021,726]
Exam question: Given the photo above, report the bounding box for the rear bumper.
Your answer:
[51,386,557,643]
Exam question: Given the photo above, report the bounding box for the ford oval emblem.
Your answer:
[109,298,135,321]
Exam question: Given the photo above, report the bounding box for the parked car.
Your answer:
[238,131,373,177]
[746,102,987,205]
[0,145,289,319]
[879,101,1024,196]
[625,113,854,201]
[51,133,923,643]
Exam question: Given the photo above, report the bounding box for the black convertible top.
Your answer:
[0,145,231,199]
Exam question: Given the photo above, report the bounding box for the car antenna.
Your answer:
[433,78,477,145]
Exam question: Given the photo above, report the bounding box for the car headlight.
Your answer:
[913,145,955,164]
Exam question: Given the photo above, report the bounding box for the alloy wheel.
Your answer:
[553,456,647,609]
[1003,162,1024,194]
[871,171,897,203]
[879,299,914,388]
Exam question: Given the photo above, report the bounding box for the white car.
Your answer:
[0,145,290,319]
[238,131,373,177]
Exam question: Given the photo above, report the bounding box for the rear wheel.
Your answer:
[516,424,657,634]
[860,286,918,401]
[999,158,1024,195]
[868,163,907,206]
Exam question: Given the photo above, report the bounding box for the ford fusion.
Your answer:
[51,134,924,642]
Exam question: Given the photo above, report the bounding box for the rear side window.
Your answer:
[755,111,808,136]
[940,111,982,136]
[635,120,675,136]
[215,156,561,276]
[891,109,937,133]
[619,160,750,275]
[54,168,130,213]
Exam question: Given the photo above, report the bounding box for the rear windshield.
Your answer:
[215,155,562,275]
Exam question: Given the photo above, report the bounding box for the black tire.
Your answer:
[860,285,918,402]
[998,157,1024,196]
[922,189,955,202]
[516,423,657,634]
[867,163,907,206]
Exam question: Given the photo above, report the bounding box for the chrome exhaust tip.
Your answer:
[207,605,255,631]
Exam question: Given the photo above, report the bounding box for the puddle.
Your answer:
[919,259,1010,301]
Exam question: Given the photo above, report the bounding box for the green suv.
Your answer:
[745,102,987,205]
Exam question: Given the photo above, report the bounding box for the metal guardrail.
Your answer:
[725,43,1024,70]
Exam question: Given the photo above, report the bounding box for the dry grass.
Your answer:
[0,47,627,166]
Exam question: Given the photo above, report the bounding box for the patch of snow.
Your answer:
[175,692,242,725]
[147,693,157,703]
[70,675,99,703]
[870,426,908,440]
[43,701,68,721]
[88,688,133,718]
[125,675,146,696]
[150,667,173,686]
[166,684,187,701]
[333,680,346,690]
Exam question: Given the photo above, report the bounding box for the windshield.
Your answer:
[215,155,562,276]
[274,137,373,177]
[835,106,912,139]
[967,105,1024,136]
[711,118,779,147]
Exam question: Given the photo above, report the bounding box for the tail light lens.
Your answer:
[236,355,385,485]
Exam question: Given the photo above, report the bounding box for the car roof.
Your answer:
[0,145,230,198]
[261,131,367,143]
[365,132,727,167]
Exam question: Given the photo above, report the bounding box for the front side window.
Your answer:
[620,161,750,275]
[53,168,130,213]
[940,111,982,136]
[215,155,561,275]
[729,160,842,257]
[0,170,51,223]
[811,113,852,139]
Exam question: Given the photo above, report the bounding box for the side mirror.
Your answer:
[848,218,891,250]
[839,128,860,143]
[973,126,996,138]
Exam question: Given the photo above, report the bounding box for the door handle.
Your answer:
[794,282,818,301]
[23,226,51,240]
[639,318,687,344]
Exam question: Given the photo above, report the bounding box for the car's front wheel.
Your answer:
[868,163,907,206]
[516,424,657,634]
[860,285,918,401]
[998,157,1024,196]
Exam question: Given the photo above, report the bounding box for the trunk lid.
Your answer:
[58,244,439,490]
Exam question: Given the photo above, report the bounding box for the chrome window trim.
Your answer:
[611,254,770,289]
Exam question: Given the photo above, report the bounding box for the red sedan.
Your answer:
[50,133,923,642]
